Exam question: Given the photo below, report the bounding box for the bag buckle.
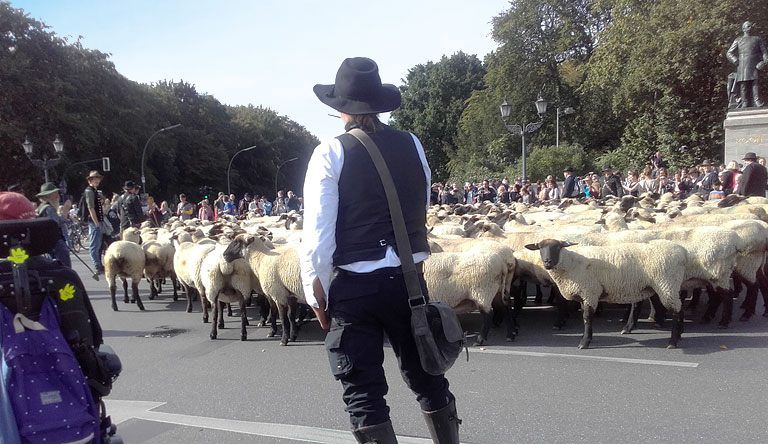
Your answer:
[379,239,387,247]
[409,295,426,307]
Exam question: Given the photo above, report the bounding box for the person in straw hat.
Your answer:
[34,182,71,267]
[300,57,459,444]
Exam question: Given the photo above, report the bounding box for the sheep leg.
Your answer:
[760,265,768,316]
[210,296,219,339]
[183,284,194,313]
[619,304,633,324]
[267,300,278,337]
[132,280,145,311]
[552,291,569,330]
[287,299,300,342]
[122,278,129,304]
[148,279,157,300]
[227,302,234,317]
[278,304,290,345]
[171,273,179,301]
[700,289,721,324]
[474,309,492,346]
[218,301,226,329]
[256,296,270,327]
[201,291,210,323]
[577,303,594,350]
[109,282,118,311]
[503,304,516,342]
[718,286,736,328]
[687,288,702,311]
[239,297,248,341]
[668,293,686,349]
[649,294,667,328]
[621,302,639,334]
[534,284,543,305]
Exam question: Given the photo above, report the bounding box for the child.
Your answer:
[708,180,725,201]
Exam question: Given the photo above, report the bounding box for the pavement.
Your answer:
[66,251,768,444]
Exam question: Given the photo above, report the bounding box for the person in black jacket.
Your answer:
[736,152,768,197]
[601,166,623,197]
[118,181,145,232]
[562,166,579,198]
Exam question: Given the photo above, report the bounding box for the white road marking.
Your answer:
[470,348,699,368]
[105,400,436,444]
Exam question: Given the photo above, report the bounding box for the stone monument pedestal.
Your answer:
[724,108,768,163]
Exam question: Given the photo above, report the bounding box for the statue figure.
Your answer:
[727,21,768,108]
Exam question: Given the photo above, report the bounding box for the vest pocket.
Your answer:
[325,325,353,379]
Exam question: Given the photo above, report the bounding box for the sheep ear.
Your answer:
[563,241,578,247]
[524,243,540,251]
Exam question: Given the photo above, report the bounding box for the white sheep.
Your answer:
[525,239,688,349]
[423,246,515,345]
[142,240,178,300]
[104,240,146,312]
[199,244,254,341]
[174,242,216,316]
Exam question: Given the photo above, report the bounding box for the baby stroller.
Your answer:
[0,218,123,443]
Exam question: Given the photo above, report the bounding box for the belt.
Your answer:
[336,261,424,277]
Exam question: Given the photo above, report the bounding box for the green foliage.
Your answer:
[507,143,592,181]
[0,4,318,202]
[390,52,485,181]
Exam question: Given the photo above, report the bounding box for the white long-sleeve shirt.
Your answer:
[300,133,431,309]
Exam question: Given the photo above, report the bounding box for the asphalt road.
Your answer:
[66,252,768,444]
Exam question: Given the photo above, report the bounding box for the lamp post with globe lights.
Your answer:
[22,135,64,183]
[500,95,548,182]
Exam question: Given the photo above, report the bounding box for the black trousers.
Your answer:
[325,268,454,429]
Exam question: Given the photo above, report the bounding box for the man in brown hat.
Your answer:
[300,57,459,444]
[83,170,105,272]
[736,152,768,196]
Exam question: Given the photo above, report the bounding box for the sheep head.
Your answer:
[525,239,577,270]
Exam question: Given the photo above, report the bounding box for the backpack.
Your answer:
[77,192,89,222]
[0,298,100,443]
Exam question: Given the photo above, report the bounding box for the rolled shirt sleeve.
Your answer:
[300,138,344,309]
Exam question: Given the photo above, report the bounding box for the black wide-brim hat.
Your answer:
[314,57,401,115]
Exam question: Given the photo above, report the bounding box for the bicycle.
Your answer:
[66,219,85,253]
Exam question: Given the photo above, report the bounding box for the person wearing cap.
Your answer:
[601,166,623,198]
[562,166,580,198]
[34,183,71,267]
[300,57,458,444]
[693,160,717,195]
[118,181,146,231]
[83,170,105,272]
[736,152,768,197]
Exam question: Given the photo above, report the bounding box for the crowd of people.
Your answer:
[3,169,304,275]
[432,151,768,206]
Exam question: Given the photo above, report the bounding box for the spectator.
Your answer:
[656,168,674,194]
[248,198,261,216]
[601,166,623,197]
[622,170,639,197]
[118,181,146,231]
[261,196,273,216]
[177,193,195,220]
[198,199,214,220]
[214,192,227,219]
[272,197,287,216]
[589,173,602,198]
[160,201,173,222]
[547,180,561,201]
[695,160,718,195]
[464,182,476,204]
[239,193,252,215]
[83,170,105,273]
[477,180,496,203]
[709,180,726,200]
[736,152,768,197]
[221,194,238,216]
[562,166,579,198]
[286,190,301,212]
[34,182,71,267]
[145,196,164,227]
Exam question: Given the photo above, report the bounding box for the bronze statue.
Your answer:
[727,21,768,108]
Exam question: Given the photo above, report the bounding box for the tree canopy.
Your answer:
[0,3,317,202]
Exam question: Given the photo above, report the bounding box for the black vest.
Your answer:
[333,124,429,266]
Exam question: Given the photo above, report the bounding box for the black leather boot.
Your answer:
[422,399,461,444]
[352,420,399,444]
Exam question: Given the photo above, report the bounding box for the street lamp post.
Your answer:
[140,123,182,195]
[500,95,548,182]
[227,145,259,196]
[556,106,575,148]
[274,157,299,197]
[22,135,65,183]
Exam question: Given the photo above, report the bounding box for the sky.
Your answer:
[9,0,510,141]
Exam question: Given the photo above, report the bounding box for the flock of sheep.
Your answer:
[102,191,768,350]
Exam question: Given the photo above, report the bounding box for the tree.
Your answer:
[506,142,592,182]
[390,52,485,181]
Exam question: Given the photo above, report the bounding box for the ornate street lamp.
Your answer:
[22,134,65,183]
[500,95,548,182]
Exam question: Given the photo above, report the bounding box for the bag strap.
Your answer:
[348,128,426,307]
[12,313,47,334]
